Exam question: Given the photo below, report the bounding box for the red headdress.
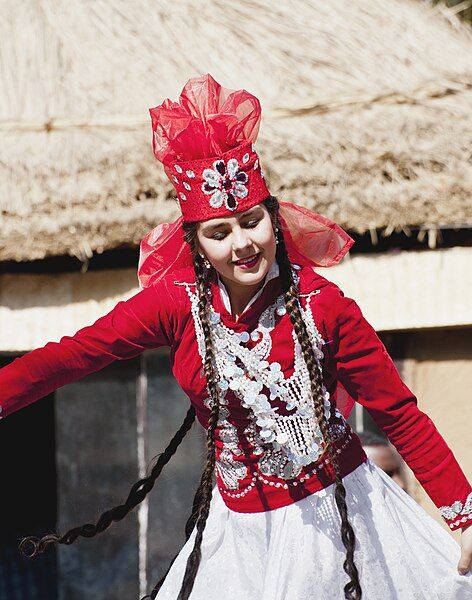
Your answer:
[138,73,354,289]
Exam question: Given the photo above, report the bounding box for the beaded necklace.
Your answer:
[175,267,334,477]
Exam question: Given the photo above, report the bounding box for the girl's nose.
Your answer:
[232,229,253,251]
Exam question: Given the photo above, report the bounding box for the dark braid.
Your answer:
[145,231,222,599]
[19,406,196,559]
[143,480,207,599]
[267,195,362,599]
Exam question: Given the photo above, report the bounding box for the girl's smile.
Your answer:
[233,252,261,268]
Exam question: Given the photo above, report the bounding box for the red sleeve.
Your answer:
[0,277,178,419]
[321,282,472,531]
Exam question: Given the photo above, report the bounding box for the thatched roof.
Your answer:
[1,0,472,262]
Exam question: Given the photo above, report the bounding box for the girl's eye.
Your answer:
[211,220,260,240]
[246,219,260,228]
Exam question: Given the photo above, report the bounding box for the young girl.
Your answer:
[1,74,471,600]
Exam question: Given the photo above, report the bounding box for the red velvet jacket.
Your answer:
[1,263,470,531]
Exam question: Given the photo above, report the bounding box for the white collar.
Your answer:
[217,260,280,316]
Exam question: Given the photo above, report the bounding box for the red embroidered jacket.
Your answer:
[1,264,470,531]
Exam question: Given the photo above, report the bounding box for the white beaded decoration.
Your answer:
[175,266,350,495]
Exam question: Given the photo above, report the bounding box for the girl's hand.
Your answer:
[459,523,472,575]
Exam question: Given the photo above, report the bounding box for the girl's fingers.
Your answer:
[458,550,472,575]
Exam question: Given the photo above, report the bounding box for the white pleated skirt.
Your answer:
[156,459,471,599]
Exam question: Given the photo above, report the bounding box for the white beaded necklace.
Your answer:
[175,266,332,471]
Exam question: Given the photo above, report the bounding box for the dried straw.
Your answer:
[1,0,471,261]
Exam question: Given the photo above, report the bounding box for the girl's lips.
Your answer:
[233,253,261,268]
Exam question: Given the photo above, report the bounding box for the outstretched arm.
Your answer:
[0,277,177,418]
[319,283,472,571]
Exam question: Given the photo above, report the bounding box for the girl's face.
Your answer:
[196,203,277,288]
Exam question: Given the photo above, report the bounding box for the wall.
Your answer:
[401,329,472,538]
[1,247,471,352]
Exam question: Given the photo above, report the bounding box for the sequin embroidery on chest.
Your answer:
[174,272,349,493]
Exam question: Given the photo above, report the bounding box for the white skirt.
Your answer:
[156,459,472,599]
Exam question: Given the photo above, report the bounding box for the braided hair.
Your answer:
[18,407,196,559]
[268,196,362,599]
[142,229,224,600]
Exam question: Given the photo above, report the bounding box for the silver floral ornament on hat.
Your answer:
[201,158,249,211]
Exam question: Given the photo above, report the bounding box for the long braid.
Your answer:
[146,248,222,599]
[143,482,206,599]
[270,196,362,599]
[20,406,196,559]
[176,256,221,599]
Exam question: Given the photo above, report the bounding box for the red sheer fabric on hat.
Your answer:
[150,74,262,174]
[138,217,188,288]
[150,74,269,221]
[277,203,354,268]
